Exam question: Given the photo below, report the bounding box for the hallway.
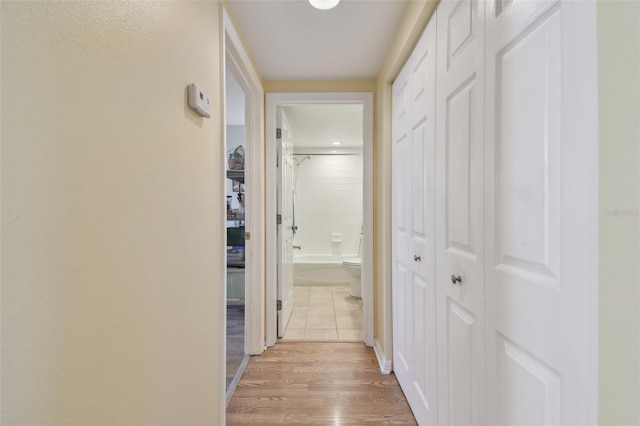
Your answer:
[2,2,639,425]
[226,342,416,425]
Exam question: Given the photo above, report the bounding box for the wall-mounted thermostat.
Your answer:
[188,83,212,118]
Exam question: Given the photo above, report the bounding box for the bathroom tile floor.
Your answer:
[281,285,363,341]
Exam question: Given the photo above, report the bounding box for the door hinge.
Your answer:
[244,231,251,241]
[276,300,282,311]
[276,214,282,225]
[276,128,282,139]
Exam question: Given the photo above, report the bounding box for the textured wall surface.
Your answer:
[598,1,640,424]
[1,2,225,424]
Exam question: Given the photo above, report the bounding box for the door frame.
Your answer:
[265,92,375,348]
[220,5,265,359]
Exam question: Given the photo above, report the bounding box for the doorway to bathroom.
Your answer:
[283,105,365,341]
[266,93,374,348]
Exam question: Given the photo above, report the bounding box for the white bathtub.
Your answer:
[293,254,356,286]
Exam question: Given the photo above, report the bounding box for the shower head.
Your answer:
[295,155,312,165]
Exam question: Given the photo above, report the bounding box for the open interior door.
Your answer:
[276,108,294,337]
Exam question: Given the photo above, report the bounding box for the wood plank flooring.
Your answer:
[226,342,416,425]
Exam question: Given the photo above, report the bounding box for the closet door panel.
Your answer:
[392,70,413,379]
[409,17,438,424]
[494,8,561,284]
[446,78,477,257]
[484,1,598,424]
[435,0,486,424]
[392,14,438,426]
[445,299,479,426]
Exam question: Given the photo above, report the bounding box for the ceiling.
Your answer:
[225,1,406,151]
[283,104,363,152]
[225,0,409,80]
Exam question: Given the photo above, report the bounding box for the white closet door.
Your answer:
[484,1,599,424]
[392,15,438,426]
[435,0,486,425]
[392,65,413,408]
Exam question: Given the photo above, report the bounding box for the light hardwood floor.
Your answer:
[226,342,416,425]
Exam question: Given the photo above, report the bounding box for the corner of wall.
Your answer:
[374,338,393,374]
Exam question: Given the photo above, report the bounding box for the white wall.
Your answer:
[598,1,640,424]
[1,2,225,424]
[294,154,363,257]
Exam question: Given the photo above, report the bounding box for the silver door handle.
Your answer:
[451,274,462,284]
[414,255,421,262]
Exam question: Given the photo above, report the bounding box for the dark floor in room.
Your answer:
[226,304,245,389]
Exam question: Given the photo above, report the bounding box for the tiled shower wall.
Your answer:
[293,154,363,256]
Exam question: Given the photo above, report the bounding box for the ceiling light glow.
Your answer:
[308,0,340,10]
[332,141,341,145]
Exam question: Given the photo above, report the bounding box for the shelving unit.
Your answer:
[226,169,245,224]
[226,170,244,184]
[226,169,245,304]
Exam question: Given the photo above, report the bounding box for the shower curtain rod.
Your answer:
[293,153,362,156]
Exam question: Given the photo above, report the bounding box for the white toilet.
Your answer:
[342,258,361,298]
[343,234,363,298]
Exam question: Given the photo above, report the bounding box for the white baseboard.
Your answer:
[374,338,392,374]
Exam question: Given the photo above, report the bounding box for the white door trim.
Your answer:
[266,92,374,348]
[220,5,265,357]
